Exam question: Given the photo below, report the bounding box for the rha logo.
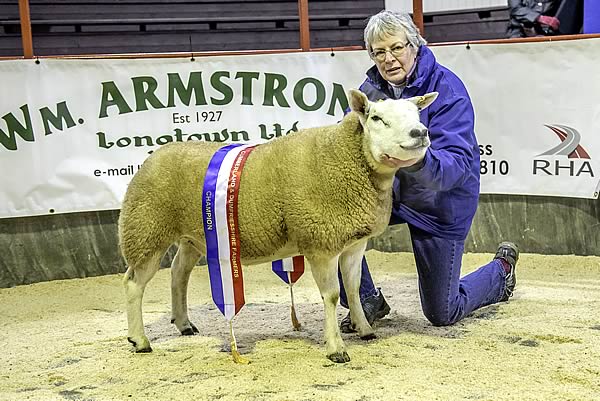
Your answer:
[533,124,594,177]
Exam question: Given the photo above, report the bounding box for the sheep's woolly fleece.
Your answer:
[119,111,390,264]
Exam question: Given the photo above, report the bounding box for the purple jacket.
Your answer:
[359,45,480,240]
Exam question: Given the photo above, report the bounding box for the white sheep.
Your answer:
[118,89,437,363]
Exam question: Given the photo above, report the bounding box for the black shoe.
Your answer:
[340,289,390,333]
[495,241,519,302]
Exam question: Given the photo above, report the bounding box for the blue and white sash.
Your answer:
[202,144,253,320]
[272,255,305,285]
[201,144,305,322]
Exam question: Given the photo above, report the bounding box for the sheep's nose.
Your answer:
[409,128,428,139]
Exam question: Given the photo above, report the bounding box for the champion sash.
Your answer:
[202,144,305,322]
[272,255,305,285]
[202,144,255,321]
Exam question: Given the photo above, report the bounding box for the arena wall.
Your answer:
[1,195,598,288]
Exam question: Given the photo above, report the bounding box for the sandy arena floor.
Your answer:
[1,250,599,401]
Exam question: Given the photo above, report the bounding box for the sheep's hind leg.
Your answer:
[123,253,162,353]
[339,240,375,340]
[170,240,202,335]
[308,255,350,363]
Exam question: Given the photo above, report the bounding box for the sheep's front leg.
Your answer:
[308,255,350,363]
[123,254,161,353]
[339,240,375,339]
[170,240,202,335]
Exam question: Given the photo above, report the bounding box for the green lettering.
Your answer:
[156,135,173,145]
[133,136,154,147]
[210,71,233,106]
[259,124,272,140]
[230,130,249,141]
[286,121,299,134]
[263,73,290,108]
[211,129,229,142]
[167,72,207,107]
[235,72,260,105]
[116,137,132,147]
[99,81,133,118]
[39,101,76,136]
[294,78,325,112]
[188,133,211,141]
[327,83,349,116]
[0,105,34,151]
[132,76,166,111]
[96,131,114,149]
[173,128,185,141]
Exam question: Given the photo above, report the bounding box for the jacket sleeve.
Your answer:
[402,95,476,192]
[508,0,541,23]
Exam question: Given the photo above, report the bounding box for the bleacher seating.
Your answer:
[0,0,382,56]
[0,0,511,57]
[422,6,510,43]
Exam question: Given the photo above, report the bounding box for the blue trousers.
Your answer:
[339,224,507,326]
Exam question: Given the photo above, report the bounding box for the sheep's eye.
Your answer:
[370,115,388,126]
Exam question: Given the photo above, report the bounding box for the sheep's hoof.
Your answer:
[327,351,351,363]
[128,337,153,353]
[181,327,195,336]
[180,323,199,336]
[172,318,199,335]
[359,333,377,341]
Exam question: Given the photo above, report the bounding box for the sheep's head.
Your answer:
[349,89,438,170]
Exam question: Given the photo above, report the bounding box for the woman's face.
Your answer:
[370,33,417,85]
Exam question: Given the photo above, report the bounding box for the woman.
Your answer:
[338,11,519,333]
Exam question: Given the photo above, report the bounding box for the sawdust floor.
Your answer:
[1,250,600,401]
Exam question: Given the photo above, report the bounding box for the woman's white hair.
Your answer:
[364,10,427,52]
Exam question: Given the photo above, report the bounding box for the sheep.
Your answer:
[118,89,438,363]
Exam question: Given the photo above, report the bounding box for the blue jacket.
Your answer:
[359,45,480,240]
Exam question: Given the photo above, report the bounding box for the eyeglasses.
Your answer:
[370,42,411,62]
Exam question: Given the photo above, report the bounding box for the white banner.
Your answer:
[431,39,600,200]
[1,39,599,219]
[0,52,372,218]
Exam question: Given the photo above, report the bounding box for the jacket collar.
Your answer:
[365,45,436,97]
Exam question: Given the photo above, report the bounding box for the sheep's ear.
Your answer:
[406,92,438,111]
[348,89,370,117]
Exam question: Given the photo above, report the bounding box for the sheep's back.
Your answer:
[118,141,222,264]
[120,112,393,265]
[238,114,393,259]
